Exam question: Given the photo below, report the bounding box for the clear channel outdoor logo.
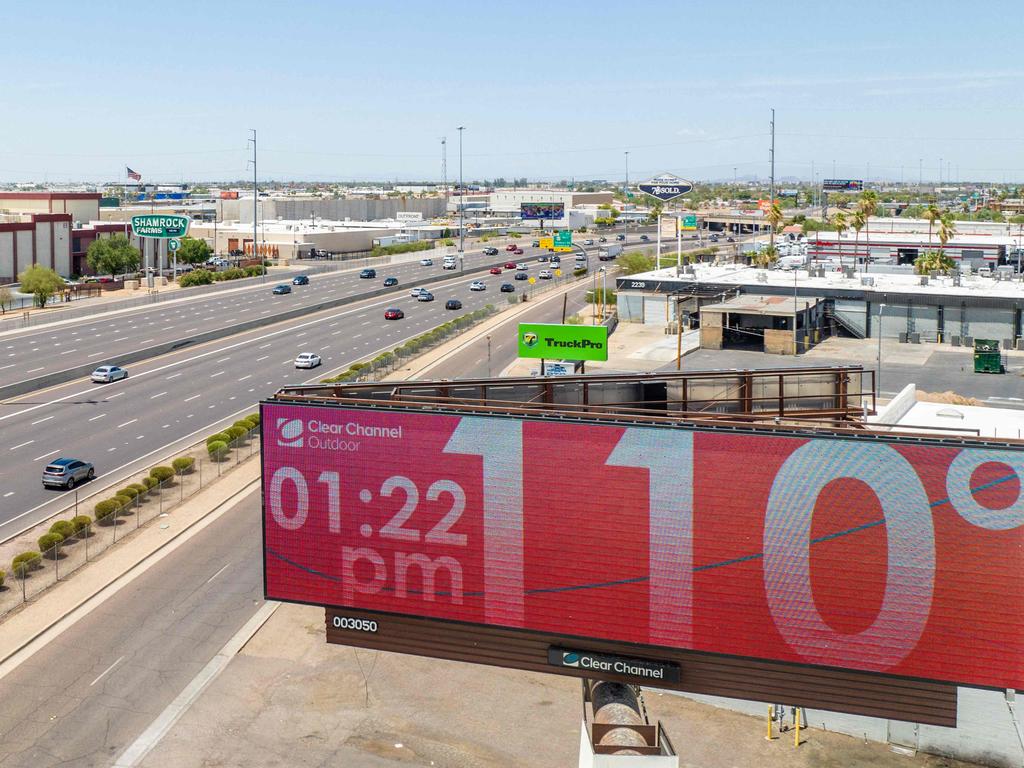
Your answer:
[277,418,304,448]
[562,651,580,667]
[523,331,539,348]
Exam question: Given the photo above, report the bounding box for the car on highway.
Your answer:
[445,299,463,310]
[584,239,594,246]
[515,262,528,270]
[384,307,404,320]
[294,352,322,369]
[42,458,94,490]
[90,365,127,384]
[514,248,524,255]
[272,284,292,295]
[616,234,626,241]
[599,236,607,243]
[383,276,398,286]
[410,287,427,298]
[727,236,735,242]
[550,256,561,267]
[483,247,499,256]
[489,267,502,274]
[500,283,515,292]
[531,240,540,247]
[503,261,516,269]
[469,281,487,291]
[710,235,719,243]
[514,272,528,280]
[640,234,649,241]
[538,269,553,279]
[505,244,518,251]
[291,275,309,285]
[417,290,435,302]
[537,255,549,262]
[419,258,434,266]
[359,268,377,279]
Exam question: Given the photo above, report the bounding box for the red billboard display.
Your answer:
[262,402,1024,691]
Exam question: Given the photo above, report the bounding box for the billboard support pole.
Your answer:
[657,214,662,267]
[676,214,682,274]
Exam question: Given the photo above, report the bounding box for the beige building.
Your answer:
[187,220,402,260]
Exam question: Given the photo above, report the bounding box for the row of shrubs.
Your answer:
[369,241,433,257]
[178,265,266,288]
[205,413,260,461]
[5,413,262,583]
[322,307,495,384]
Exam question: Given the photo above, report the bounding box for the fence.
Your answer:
[0,426,261,620]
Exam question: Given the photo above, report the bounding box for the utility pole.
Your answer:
[458,126,465,272]
[248,129,262,281]
[441,137,448,206]
[769,108,776,252]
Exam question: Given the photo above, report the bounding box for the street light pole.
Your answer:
[486,334,492,378]
[458,127,465,268]
[877,303,886,394]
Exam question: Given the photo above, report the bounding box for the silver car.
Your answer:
[91,365,127,383]
[42,458,94,490]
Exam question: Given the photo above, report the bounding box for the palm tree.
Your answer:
[766,202,783,250]
[858,190,878,272]
[914,250,955,275]
[922,203,941,251]
[753,244,779,269]
[831,212,848,271]
[850,210,866,273]
[937,212,957,261]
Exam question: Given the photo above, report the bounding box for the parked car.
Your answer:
[383,276,398,286]
[42,458,94,490]
[384,308,404,320]
[359,268,376,279]
[417,290,435,302]
[538,269,553,279]
[445,299,463,310]
[272,284,292,295]
[500,283,515,292]
[90,365,127,384]
[291,275,309,285]
[506,244,518,251]
[515,262,528,270]
[419,257,433,266]
[469,281,487,291]
[294,352,322,369]
[514,272,528,281]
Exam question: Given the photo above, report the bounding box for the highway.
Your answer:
[0,270,593,768]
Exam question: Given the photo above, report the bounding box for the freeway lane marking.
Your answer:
[30,415,54,425]
[150,392,167,400]
[90,655,125,687]
[255,355,269,362]
[32,449,60,461]
[210,371,225,378]
[117,419,138,429]
[205,562,231,585]
[9,440,34,451]
[2,492,12,498]
[166,373,183,380]
[26,367,43,373]
[88,413,106,422]
[184,394,200,402]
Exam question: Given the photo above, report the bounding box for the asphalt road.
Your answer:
[0,265,570,537]
[0,278,608,768]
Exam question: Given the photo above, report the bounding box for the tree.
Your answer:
[914,250,955,275]
[830,212,848,270]
[0,285,11,314]
[619,251,655,275]
[176,236,211,266]
[922,203,941,251]
[850,209,866,272]
[752,244,779,269]
[765,202,783,250]
[937,213,957,260]
[86,234,140,277]
[801,218,827,234]
[858,190,879,273]
[18,265,65,308]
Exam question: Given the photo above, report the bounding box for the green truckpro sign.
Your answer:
[518,323,608,361]
[130,214,190,239]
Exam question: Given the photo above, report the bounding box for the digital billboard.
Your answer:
[263,403,1024,694]
[520,202,565,220]
[822,179,864,191]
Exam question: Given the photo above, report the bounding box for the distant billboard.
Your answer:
[520,202,565,220]
[263,402,1024,699]
[822,179,864,191]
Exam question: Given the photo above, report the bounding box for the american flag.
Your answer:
[126,166,141,181]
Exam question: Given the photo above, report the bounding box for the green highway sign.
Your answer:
[554,230,572,247]
[131,214,190,239]
[682,214,697,230]
[518,323,608,362]
[168,238,181,252]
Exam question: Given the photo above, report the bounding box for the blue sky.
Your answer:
[3,0,1023,184]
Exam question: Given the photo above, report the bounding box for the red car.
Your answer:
[489,267,502,275]
[505,244,518,251]
[384,308,404,320]
[503,261,516,269]
[514,248,524,255]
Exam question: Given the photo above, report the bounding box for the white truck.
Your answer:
[597,244,623,261]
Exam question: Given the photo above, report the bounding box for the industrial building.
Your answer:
[808,229,1021,270]
[186,219,409,260]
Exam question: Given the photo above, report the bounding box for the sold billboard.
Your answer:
[263,403,1024,693]
[517,323,608,361]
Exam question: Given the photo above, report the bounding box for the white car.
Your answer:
[538,269,553,279]
[419,258,434,266]
[91,365,128,383]
[410,287,427,298]
[294,353,322,369]
[515,262,528,271]
[469,281,487,291]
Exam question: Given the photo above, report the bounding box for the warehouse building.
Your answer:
[186,219,404,260]
[808,229,1020,270]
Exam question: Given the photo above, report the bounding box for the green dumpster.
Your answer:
[973,338,1004,374]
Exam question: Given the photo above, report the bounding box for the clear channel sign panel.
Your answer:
[263,402,1024,692]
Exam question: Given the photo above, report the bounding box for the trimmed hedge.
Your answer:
[0,570,4,588]
[232,420,254,432]
[129,483,148,497]
[117,486,139,500]
[224,425,247,442]
[150,466,175,484]
[142,476,158,490]
[207,440,229,461]
[95,499,120,520]
[113,494,135,511]
[207,432,231,448]
[246,413,260,427]
[71,515,92,534]
[38,532,64,556]
[172,456,194,475]
[49,520,75,540]
[11,551,40,576]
